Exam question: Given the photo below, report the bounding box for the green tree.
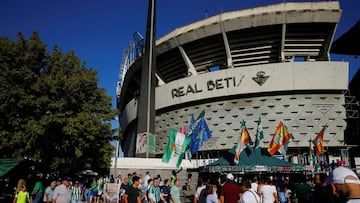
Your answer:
[0,32,116,175]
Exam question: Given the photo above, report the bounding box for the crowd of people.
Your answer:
[11,169,184,203]
[194,166,360,203]
[9,165,360,203]
[120,169,183,203]
[12,174,114,203]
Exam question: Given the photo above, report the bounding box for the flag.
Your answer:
[185,110,206,161]
[179,124,187,134]
[254,116,264,149]
[180,124,190,160]
[188,117,212,154]
[278,130,294,156]
[234,120,252,164]
[162,129,191,168]
[267,121,292,156]
[313,125,327,156]
[309,140,316,167]
[189,110,205,130]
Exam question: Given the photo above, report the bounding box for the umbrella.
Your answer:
[76,170,98,177]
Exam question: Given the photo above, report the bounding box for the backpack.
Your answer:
[199,189,206,203]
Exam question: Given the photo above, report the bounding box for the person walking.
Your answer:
[97,175,105,202]
[43,181,56,203]
[277,186,290,203]
[328,166,360,202]
[170,179,181,203]
[204,184,218,203]
[194,180,206,203]
[13,179,31,203]
[89,178,98,203]
[219,173,241,203]
[312,174,330,203]
[187,173,193,191]
[170,168,182,186]
[144,172,151,190]
[32,176,44,203]
[124,176,141,203]
[259,178,278,203]
[70,180,82,203]
[52,176,72,203]
[83,181,92,203]
[161,179,171,203]
[148,178,165,203]
[120,178,129,203]
[239,178,260,203]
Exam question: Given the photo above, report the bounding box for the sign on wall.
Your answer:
[136,132,155,154]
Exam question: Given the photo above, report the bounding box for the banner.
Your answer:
[104,183,120,203]
[136,132,155,154]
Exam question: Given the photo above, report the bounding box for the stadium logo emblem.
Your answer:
[252,71,269,86]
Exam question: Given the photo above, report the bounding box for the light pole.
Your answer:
[137,0,156,158]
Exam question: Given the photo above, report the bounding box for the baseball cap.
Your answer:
[62,176,72,182]
[328,166,360,185]
[226,173,234,180]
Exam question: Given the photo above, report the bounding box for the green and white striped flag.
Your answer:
[254,116,264,149]
[309,139,316,167]
[162,129,191,168]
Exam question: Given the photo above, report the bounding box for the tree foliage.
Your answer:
[0,32,116,175]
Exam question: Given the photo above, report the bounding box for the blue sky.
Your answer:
[1,0,359,130]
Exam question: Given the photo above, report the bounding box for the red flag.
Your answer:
[313,125,327,156]
[268,121,292,155]
[234,120,251,164]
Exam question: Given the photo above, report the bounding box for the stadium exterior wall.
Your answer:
[120,61,348,155]
[117,1,349,159]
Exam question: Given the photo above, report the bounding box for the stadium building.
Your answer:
[116,1,353,166]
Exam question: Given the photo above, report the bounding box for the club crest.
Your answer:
[252,71,269,86]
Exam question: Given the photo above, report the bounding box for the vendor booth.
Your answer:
[201,147,309,174]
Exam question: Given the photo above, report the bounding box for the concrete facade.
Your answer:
[117,1,349,159]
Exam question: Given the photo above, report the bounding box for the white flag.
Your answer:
[162,129,191,168]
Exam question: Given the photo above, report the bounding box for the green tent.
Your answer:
[204,147,305,173]
[0,158,23,177]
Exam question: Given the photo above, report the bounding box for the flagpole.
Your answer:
[114,139,119,177]
[309,137,312,173]
[254,116,262,166]
[254,119,257,165]
[255,128,258,166]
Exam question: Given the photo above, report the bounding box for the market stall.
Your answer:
[201,147,308,174]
